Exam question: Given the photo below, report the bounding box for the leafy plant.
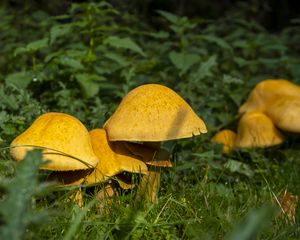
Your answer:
[0,150,48,240]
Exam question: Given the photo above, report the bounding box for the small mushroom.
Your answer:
[265,95,300,133]
[235,112,284,148]
[49,128,149,207]
[104,84,207,203]
[85,128,148,185]
[211,129,237,153]
[10,112,99,170]
[239,79,300,114]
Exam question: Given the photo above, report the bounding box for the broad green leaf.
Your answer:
[200,35,232,51]
[169,51,200,75]
[59,56,84,70]
[193,55,217,80]
[26,38,48,51]
[157,10,179,24]
[14,38,48,55]
[5,72,32,89]
[75,73,104,98]
[193,150,217,161]
[49,24,72,45]
[224,160,254,178]
[104,52,129,67]
[103,36,146,57]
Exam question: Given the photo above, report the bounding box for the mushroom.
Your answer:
[211,129,237,153]
[10,112,98,170]
[239,79,300,114]
[49,128,149,187]
[104,84,207,141]
[265,95,300,133]
[104,84,207,203]
[235,112,284,148]
[84,128,148,185]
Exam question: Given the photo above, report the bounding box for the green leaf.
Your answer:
[224,160,254,178]
[0,150,46,240]
[59,56,84,70]
[193,55,217,80]
[157,10,179,24]
[49,24,72,45]
[75,73,104,98]
[5,72,32,89]
[169,51,200,75]
[222,74,243,84]
[104,36,146,57]
[14,38,48,55]
[104,52,129,67]
[200,35,232,51]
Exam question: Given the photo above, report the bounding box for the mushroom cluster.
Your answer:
[10,84,207,205]
[212,79,300,152]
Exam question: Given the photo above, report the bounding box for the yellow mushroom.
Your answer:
[235,112,284,148]
[10,112,98,171]
[49,129,149,187]
[104,84,207,203]
[265,95,300,133]
[84,129,148,185]
[239,79,300,114]
[211,129,237,153]
[104,84,207,142]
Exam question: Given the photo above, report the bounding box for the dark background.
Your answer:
[2,0,300,31]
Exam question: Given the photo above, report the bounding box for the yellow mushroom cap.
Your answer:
[239,79,300,114]
[266,96,300,133]
[211,129,237,153]
[104,84,207,141]
[10,112,99,171]
[86,129,148,185]
[235,112,284,148]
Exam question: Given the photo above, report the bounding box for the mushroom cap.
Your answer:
[10,112,99,171]
[266,96,300,133]
[104,84,207,141]
[235,112,284,148]
[211,129,237,153]
[239,79,300,114]
[86,129,148,185]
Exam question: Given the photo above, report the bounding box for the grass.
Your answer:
[1,143,299,239]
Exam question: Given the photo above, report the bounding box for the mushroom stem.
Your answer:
[96,183,117,215]
[69,189,84,208]
[135,169,161,204]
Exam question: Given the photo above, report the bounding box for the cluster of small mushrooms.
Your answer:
[212,79,300,223]
[212,79,300,153]
[10,84,207,205]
